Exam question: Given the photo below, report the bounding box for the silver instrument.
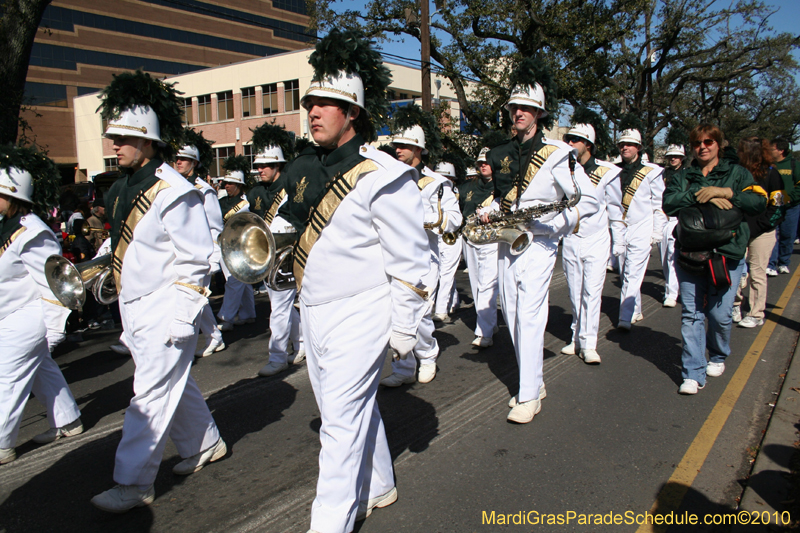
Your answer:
[219,212,297,290]
[44,253,118,309]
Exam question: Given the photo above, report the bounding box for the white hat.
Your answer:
[466,167,478,177]
[505,83,548,118]
[435,162,456,178]
[0,166,33,203]
[567,123,596,145]
[477,147,490,163]
[665,144,685,157]
[177,145,200,164]
[254,145,287,164]
[617,129,642,146]
[391,125,427,154]
[222,171,246,185]
[301,71,366,114]
[104,105,162,143]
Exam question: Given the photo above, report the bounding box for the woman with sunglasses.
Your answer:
[663,125,766,395]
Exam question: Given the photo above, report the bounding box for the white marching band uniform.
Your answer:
[218,195,256,324]
[462,225,499,341]
[390,167,461,380]
[433,185,462,318]
[0,215,80,451]
[194,177,225,350]
[660,216,680,303]
[111,163,221,487]
[562,159,623,354]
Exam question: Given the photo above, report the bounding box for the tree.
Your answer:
[0,0,53,145]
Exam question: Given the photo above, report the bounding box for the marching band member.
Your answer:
[217,156,256,332]
[91,71,226,512]
[0,146,82,464]
[432,159,464,322]
[246,123,305,377]
[381,105,461,387]
[661,141,686,308]
[560,109,624,364]
[175,130,226,357]
[460,147,500,347]
[614,119,666,330]
[277,30,429,533]
[484,58,598,423]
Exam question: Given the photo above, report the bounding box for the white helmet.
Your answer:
[104,105,163,143]
[505,83,548,118]
[567,123,596,145]
[617,128,642,146]
[254,145,286,164]
[301,71,367,114]
[665,144,685,157]
[0,166,33,204]
[177,145,200,164]
[391,125,427,154]
[466,167,478,177]
[435,162,456,178]
[222,171,246,185]
[477,147,490,163]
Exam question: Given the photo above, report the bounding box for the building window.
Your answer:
[104,157,119,172]
[241,87,257,118]
[262,83,278,115]
[181,98,193,125]
[399,92,409,100]
[284,80,300,112]
[23,82,68,107]
[217,91,234,121]
[197,94,212,123]
[212,146,236,177]
[243,144,255,168]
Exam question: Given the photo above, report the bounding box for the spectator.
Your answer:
[766,137,799,276]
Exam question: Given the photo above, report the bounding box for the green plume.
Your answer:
[507,57,558,129]
[436,150,468,183]
[571,107,613,159]
[250,122,295,161]
[665,126,689,149]
[180,128,215,176]
[389,104,443,162]
[0,144,61,218]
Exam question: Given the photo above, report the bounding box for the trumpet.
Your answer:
[219,212,297,290]
[81,225,109,240]
[44,253,118,309]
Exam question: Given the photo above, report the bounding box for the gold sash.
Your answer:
[111,180,172,290]
[417,175,436,190]
[264,189,286,225]
[501,145,558,212]
[293,159,378,290]
[194,183,204,190]
[621,167,651,217]
[588,165,611,187]
[0,227,26,260]
[480,194,495,208]
[223,199,248,222]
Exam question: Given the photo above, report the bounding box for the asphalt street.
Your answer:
[1,245,798,533]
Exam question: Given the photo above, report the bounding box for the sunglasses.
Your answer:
[564,135,585,144]
[691,139,716,148]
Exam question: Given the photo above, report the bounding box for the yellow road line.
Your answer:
[637,266,800,533]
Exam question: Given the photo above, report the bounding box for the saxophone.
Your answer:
[463,153,582,255]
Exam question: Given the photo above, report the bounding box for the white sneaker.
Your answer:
[678,379,705,395]
[508,383,546,407]
[110,344,130,355]
[471,336,493,348]
[663,298,677,308]
[0,447,16,464]
[258,361,289,377]
[580,349,601,364]
[172,438,227,475]
[560,342,576,355]
[418,364,436,384]
[731,306,742,323]
[707,361,725,377]
[431,313,449,323]
[198,337,225,358]
[779,265,791,275]
[507,398,542,423]
[767,268,778,277]
[738,316,764,328]
[91,484,155,513]
[32,418,83,444]
[356,486,398,521]
[380,373,416,387]
[218,321,234,332]
[233,317,255,326]
[290,349,306,364]
[618,320,631,331]
[631,313,644,324]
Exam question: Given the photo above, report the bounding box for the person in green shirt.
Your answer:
[766,137,799,275]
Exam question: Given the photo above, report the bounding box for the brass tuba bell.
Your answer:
[44,253,118,309]
[218,212,297,291]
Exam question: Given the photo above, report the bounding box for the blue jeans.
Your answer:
[769,204,800,269]
[676,257,745,386]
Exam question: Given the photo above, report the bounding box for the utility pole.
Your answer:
[420,0,431,112]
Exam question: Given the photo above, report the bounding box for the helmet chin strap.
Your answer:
[131,138,145,167]
[322,104,354,150]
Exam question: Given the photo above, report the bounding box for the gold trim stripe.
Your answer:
[264,189,286,225]
[0,183,18,193]
[588,165,611,187]
[304,86,357,101]
[108,123,147,134]
[621,167,650,218]
[174,281,211,297]
[417,175,436,190]
[501,145,558,213]
[396,279,428,300]
[0,227,26,260]
[223,199,248,221]
[41,297,67,308]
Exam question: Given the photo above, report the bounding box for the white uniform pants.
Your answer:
[218,262,256,322]
[660,219,679,301]
[499,238,558,403]
[619,220,653,322]
[114,285,220,486]
[0,302,81,449]
[267,286,303,365]
[197,273,222,342]
[434,235,462,315]
[302,284,395,533]
[463,240,499,338]
[562,229,610,351]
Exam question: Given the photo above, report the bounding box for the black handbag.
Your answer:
[674,203,743,252]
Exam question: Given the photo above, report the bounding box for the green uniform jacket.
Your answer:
[663,159,766,260]
[486,131,542,203]
[458,178,494,219]
[246,175,288,219]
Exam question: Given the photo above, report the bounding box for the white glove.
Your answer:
[651,233,662,246]
[46,331,65,353]
[389,330,417,360]
[168,320,196,345]
[530,220,556,236]
[613,243,626,257]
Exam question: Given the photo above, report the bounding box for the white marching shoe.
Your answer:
[631,313,644,324]
[471,336,493,348]
[507,398,542,424]
[289,349,306,364]
[508,383,546,407]
[560,342,576,355]
[32,418,83,444]
[172,438,227,475]
[356,487,398,521]
[258,361,289,377]
[0,448,16,465]
[380,372,415,387]
[91,484,155,513]
[580,349,601,364]
[663,298,677,308]
[197,337,225,357]
[417,364,437,384]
